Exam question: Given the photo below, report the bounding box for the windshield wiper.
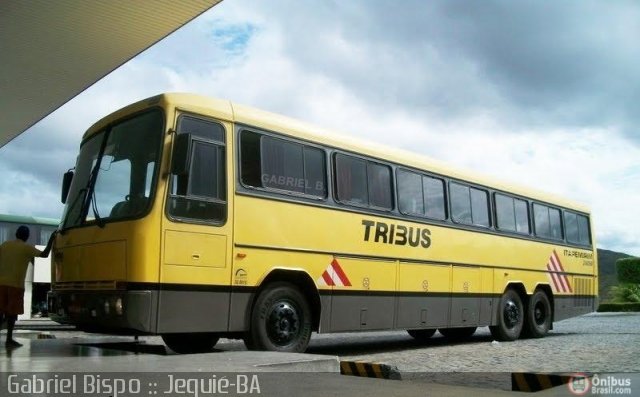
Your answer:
[91,189,105,228]
[78,126,111,226]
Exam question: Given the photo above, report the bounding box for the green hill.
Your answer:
[597,248,633,302]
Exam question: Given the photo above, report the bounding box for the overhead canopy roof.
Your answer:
[0,0,221,149]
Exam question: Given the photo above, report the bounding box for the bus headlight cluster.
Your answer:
[114,298,124,316]
[103,297,124,316]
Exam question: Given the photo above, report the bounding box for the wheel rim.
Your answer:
[503,300,520,328]
[534,301,547,326]
[266,301,300,346]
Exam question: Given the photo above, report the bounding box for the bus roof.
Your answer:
[87,92,590,214]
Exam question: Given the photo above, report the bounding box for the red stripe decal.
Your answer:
[547,264,562,292]
[331,259,352,287]
[552,250,566,272]
[322,271,335,286]
[547,256,560,272]
[550,256,569,292]
[552,251,572,292]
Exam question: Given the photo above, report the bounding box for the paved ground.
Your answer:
[311,312,640,372]
[312,312,640,391]
[4,313,639,395]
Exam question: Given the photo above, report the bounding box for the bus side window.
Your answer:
[534,203,562,240]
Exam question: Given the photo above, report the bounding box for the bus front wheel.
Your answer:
[247,282,312,353]
[523,290,552,338]
[162,333,219,354]
[490,289,524,341]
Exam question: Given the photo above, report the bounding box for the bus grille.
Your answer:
[53,280,119,290]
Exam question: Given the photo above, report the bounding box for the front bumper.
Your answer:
[48,290,157,334]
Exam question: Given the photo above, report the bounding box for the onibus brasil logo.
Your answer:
[568,373,633,396]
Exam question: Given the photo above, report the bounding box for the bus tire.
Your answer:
[162,333,219,354]
[490,289,524,341]
[407,328,437,340]
[438,327,477,339]
[248,282,312,353]
[523,290,552,338]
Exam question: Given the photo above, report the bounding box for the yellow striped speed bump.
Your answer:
[511,372,587,392]
[37,333,56,339]
[340,361,401,380]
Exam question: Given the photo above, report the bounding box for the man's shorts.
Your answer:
[0,285,25,316]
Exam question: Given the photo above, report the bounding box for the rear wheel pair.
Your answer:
[490,289,551,341]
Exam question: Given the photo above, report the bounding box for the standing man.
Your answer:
[0,225,55,347]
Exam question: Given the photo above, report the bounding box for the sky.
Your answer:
[0,0,638,255]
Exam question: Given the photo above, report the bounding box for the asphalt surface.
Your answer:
[3,313,639,396]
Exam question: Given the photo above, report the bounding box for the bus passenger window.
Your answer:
[496,194,529,234]
[398,170,424,215]
[549,208,563,239]
[368,162,392,210]
[335,154,368,205]
[303,147,327,197]
[533,204,550,238]
[451,183,472,224]
[470,188,490,227]
[568,212,591,245]
[514,199,530,234]
[336,154,392,210]
[451,183,489,227]
[262,138,305,194]
[496,194,516,231]
[534,203,562,240]
[577,215,591,245]
[398,170,445,220]
[240,131,327,198]
[565,212,579,243]
[424,176,446,220]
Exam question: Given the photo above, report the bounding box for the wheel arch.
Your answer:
[504,282,528,303]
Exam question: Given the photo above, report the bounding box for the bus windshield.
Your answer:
[61,109,164,230]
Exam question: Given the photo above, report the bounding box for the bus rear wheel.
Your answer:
[407,328,436,341]
[162,333,219,354]
[438,327,477,339]
[490,289,524,341]
[523,290,552,338]
[246,282,312,353]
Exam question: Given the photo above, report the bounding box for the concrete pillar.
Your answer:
[20,262,34,320]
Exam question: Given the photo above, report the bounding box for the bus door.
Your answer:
[158,113,234,333]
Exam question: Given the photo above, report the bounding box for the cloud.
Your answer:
[242,1,640,139]
[1,0,638,256]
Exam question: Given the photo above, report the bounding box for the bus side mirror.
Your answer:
[171,133,192,175]
[61,170,74,204]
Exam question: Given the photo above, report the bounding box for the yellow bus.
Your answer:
[49,93,597,353]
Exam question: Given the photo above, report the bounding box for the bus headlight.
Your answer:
[115,298,124,316]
